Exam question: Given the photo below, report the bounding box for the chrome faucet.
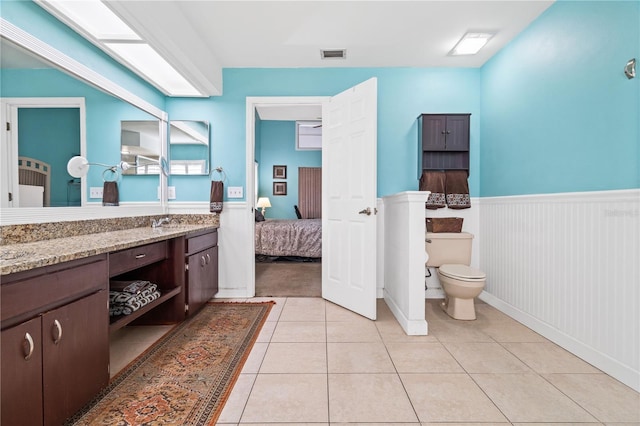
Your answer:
[151,217,171,228]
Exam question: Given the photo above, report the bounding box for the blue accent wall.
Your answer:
[257,121,322,219]
[481,1,640,196]
[167,67,481,201]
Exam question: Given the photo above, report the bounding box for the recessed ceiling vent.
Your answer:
[321,49,346,60]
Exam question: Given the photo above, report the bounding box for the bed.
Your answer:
[255,219,322,258]
[18,156,50,207]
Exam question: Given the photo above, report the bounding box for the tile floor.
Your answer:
[111,298,640,425]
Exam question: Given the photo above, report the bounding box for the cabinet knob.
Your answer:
[52,319,63,344]
[24,332,34,360]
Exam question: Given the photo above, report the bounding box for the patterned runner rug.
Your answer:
[66,302,273,425]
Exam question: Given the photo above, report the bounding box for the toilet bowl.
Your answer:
[425,232,486,320]
[437,264,486,320]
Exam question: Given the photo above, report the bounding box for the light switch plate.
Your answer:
[89,187,103,198]
[168,186,176,200]
[227,186,243,198]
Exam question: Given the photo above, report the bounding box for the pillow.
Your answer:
[255,209,265,222]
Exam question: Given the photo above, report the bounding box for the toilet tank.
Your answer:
[425,232,474,267]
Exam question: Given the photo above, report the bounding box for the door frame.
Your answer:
[245,96,329,297]
[0,97,87,208]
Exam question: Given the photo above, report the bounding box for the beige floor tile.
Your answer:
[331,424,418,426]
[270,321,326,342]
[377,320,439,343]
[328,373,418,423]
[425,299,452,322]
[443,342,531,373]
[217,373,256,423]
[544,373,640,423]
[386,342,464,373]
[474,303,514,323]
[424,423,511,425]
[327,320,381,342]
[254,320,276,343]
[241,373,328,423]
[427,319,494,342]
[511,423,604,426]
[401,373,507,423]
[376,298,399,322]
[326,301,374,323]
[328,342,396,373]
[475,321,548,343]
[472,373,598,423]
[259,342,327,373]
[279,297,326,321]
[503,342,601,373]
[240,342,268,374]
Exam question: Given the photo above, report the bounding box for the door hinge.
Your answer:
[185,303,189,313]
[185,264,189,271]
[8,192,12,202]
[6,122,10,131]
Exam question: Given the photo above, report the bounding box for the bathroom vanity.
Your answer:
[0,220,218,426]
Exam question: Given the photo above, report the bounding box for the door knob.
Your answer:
[358,207,371,216]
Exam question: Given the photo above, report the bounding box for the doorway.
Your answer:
[249,98,326,297]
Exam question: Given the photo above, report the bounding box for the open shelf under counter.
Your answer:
[109,286,182,334]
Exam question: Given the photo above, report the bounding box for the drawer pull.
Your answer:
[53,319,63,344]
[200,256,206,267]
[135,254,147,259]
[206,253,211,264]
[24,332,34,360]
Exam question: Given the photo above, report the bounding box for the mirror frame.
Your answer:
[0,18,169,225]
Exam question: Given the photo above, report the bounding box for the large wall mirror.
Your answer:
[120,120,162,175]
[169,120,210,175]
[0,22,169,224]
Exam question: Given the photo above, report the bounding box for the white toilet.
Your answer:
[425,232,486,320]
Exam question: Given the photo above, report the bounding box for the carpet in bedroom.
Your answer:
[255,261,321,297]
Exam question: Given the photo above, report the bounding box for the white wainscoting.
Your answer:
[479,189,639,391]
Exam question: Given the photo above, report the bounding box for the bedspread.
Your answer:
[255,219,321,258]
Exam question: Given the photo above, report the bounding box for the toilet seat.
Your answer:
[439,264,486,281]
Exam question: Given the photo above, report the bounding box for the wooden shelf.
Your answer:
[109,286,182,333]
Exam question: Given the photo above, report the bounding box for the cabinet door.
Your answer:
[42,290,109,426]
[187,246,217,316]
[1,316,43,426]
[444,115,470,151]
[421,115,447,150]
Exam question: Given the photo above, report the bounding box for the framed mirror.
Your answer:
[169,120,210,175]
[120,120,162,175]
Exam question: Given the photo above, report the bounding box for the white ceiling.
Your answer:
[104,1,554,96]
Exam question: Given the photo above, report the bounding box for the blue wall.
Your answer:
[167,67,481,202]
[481,1,640,196]
[18,108,80,206]
[257,121,322,219]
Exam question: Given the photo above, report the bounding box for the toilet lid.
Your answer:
[439,264,486,280]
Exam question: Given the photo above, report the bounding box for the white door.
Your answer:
[322,78,378,319]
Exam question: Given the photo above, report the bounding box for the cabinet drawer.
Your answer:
[186,230,217,255]
[109,241,167,277]
[1,256,108,327]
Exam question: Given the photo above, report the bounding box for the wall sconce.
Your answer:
[257,197,271,216]
[624,58,636,79]
[67,155,169,178]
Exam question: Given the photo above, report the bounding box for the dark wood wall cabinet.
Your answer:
[1,227,219,425]
[417,113,471,177]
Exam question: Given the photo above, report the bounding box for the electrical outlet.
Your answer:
[89,187,103,198]
[227,186,243,198]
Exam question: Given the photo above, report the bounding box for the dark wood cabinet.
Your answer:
[185,229,218,316]
[418,113,470,176]
[1,255,109,426]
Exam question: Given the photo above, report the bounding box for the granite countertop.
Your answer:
[0,224,217,276]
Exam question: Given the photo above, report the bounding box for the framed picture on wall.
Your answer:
[273,165,287,179]
[273,182,287,196]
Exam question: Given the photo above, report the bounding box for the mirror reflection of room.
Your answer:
[169,120,210,175]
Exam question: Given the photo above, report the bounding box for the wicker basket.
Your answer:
[426,217,463,233]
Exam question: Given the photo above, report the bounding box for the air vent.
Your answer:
[320,49,346,60]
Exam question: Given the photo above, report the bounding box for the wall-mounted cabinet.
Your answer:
[417,114,470,177]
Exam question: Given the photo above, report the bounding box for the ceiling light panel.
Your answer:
[449,32,495,56]
[105,43,201,96]
[43,0,140,40]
